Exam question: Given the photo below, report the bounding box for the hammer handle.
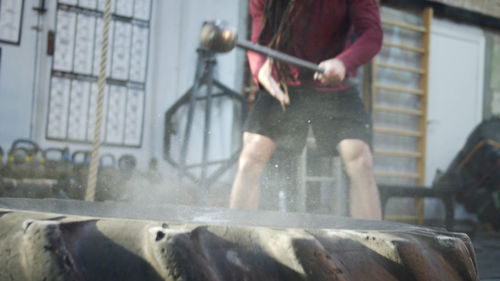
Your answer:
[237,40,324,74]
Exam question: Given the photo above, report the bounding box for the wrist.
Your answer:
[335,56,350,74]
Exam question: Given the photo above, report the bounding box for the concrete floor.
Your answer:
[473,233,500,280]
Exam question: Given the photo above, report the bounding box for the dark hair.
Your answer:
[258,0,307,98]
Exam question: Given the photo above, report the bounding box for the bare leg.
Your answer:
[337,139,382,220]
[229,132,276,210]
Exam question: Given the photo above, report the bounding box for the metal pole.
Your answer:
[179,48,207,181]
[200,53,216,192]
[236,40,324,73]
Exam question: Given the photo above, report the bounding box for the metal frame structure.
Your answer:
[163,47,247,193]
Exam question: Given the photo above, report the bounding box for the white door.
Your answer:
[425,18,485,218]
[0,0,43,149]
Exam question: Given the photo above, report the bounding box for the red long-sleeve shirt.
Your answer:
[248,0,383,91]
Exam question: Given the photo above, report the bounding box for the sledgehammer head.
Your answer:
[200,20,237,53]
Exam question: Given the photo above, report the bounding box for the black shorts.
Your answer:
[244,86,372,156]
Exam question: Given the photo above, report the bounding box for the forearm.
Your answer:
[336,0,383,71]
[336,30,382,71]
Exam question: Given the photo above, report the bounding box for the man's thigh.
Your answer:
[244,90,310,154]
[311,89,372,156]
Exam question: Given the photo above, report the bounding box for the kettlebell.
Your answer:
[43,147,72,180]
[8,139,42,179]
[4,147,34,179]
[0,146,4,176]
[70,150,91,198]
[118,154,137,173]
[0,146,4,193]
[96,153,119,201]
[10,139,41,155]
[31,149,47,179]
[117,154,137,195]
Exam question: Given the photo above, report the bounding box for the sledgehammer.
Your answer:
[200,20,325,74]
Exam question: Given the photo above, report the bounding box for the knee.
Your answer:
[237,147,270,175]
[342,144,373,176]
[237,133,275,175]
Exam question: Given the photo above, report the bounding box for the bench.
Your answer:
[378,184,457,231]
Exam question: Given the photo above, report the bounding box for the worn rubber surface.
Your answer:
[0,198,479,281]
